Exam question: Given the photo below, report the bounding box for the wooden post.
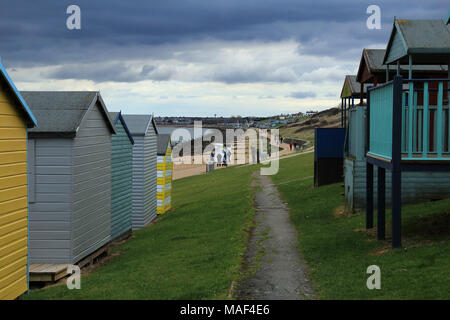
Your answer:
[366,86,371,155]
[360,82,364,105]
[366,162,374,229]
[397,61,400,75]
[408,81,414,157]
[437,82,443,158]
[377,167,386,240]
[341,98,344,127]
[408,55,412,79]
[366,84,373,229]
[448,64,450,150]
[423,82,429,157]
[386,64,389,82]
[392,75,403,248]
[344,98,347,128]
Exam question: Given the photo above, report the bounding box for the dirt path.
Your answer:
[235,171,315,300]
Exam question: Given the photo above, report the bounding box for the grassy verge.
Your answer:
[272,153,450,299]
[26,164,257,300]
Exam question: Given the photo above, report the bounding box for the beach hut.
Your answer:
[340,75,371,126]
[356,48,447,104]
[122,115,158,229]
[366,16,450,247]
[314,128,346,187]
[0,60,37,300]
[109,112,134,240]
[345,45,449,212]
[21,91,116,264]
[156,134,172,214]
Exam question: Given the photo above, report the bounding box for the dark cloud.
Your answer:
[212,67,297,84]
[45,62,174,82]
[288,91,316,99]
[0,0,447,85]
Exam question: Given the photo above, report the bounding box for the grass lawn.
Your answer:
[272,152,450,299]
[26,164,257,300]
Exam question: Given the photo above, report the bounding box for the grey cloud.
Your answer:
[140,65,156,76]
[45,62,173,82]
[0,0,447,87]
[288,91,316,99]
[0,0,447,67]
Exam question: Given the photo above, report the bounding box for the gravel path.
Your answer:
[235,171,315,300]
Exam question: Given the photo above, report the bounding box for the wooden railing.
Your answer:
[368,77,450,161]
[401,79,450,160]
[368,80,395,160]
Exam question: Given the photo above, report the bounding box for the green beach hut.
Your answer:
[109,112,134,241]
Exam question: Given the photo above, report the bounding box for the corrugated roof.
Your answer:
[384,19,450,64]
[0,59,37,128]
[157,134,171,155]
[21,91,116,136]
[122,114,158,136]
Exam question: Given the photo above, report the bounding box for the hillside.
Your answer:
[279,107,341,142]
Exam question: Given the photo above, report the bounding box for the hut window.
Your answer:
[27,139,36,203]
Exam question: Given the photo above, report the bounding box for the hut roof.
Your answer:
[122,114,159,136]
[157,134,171,155]
[110,111,134,145]
[356,48,447,83]
[383,19,450,65]
[21,91,116,136]
[341,75,372,99]
[0,59,37,127]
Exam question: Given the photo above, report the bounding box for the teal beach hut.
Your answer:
[109,112,134,241]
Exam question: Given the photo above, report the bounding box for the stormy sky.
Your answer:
[0,1,447,116]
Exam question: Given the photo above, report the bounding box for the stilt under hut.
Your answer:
[21,91,116,268]
[156,134,172,214]
[366,16,450,248]
[109,112,134,241]
[0,60,37,299]
[122,115,158,230]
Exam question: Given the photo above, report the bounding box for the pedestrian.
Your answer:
[210,150,215,164]
[289,142,293,151]
[222,149,227,167]
[217,153,222,166]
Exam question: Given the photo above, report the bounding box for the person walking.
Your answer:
[222,149,227,167]
[217,152,222,167]
[289,142,293,151]
[210,150,215,164]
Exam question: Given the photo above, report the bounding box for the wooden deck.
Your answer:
[29,264,70,282]
[30,243,111,283]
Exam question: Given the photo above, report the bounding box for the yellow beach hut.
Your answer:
[0,59,37,300]
[157,134,172,214]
